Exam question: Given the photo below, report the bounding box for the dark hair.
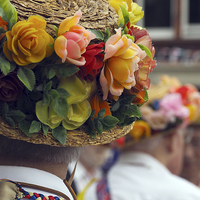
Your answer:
[0,135,81,164]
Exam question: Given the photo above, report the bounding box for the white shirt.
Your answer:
[84,152,200,200]
[0,165,73,199]
[68,161,102,193]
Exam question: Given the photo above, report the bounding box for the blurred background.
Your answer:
[135,0,200,89]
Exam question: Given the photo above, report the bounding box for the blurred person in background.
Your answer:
[180,123,200,186]
[67,145,111,195]
[78,75,200,200]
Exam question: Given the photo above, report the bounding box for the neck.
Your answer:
[0,157,68,180]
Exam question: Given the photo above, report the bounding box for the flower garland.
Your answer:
[0,0,157,144]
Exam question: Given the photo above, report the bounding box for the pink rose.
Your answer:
[159,93,189,121]
[54,10,96,66]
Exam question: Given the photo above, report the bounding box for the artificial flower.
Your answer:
[54,10,96,66]
[77,42,105,82]
[129,27,157,91]
[90,93,111,117]
[176,85,200,122]
[0,17,8,41]
[159,93,189,122]
[129,120,151,140]
[100,28,146,100]
[107,0,132,13]
[118,2,144,26]
[36,75,93,130]
[0,72,24,105]
[3,16,54,66]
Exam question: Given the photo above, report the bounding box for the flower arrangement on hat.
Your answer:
[120,76,200,144]
[0,0,156,145]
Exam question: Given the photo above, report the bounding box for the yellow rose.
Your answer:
[3,16,54,66]
[129,120,151,141]
[108,1,144,26]
[36,75,94,130]
[118,2,144,26]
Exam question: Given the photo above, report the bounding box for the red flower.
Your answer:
[0,72,24,105]
[77,42,105,82]
[128,25,148,42]
[176,85,197,105]
[0,17,8,41]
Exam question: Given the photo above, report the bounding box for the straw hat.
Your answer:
[115,75,200,148]
[0,0,156,147]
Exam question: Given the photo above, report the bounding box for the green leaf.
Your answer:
[0,102,9,116]
[42,92,51,105]
[45,81,52,91]
[29,120,41,133]
[94,119,103,134]
[91,110,96,117]
[101,115,119,126]
[125,34,135,42]
[36,84,43,91]
[49,89,60,99]
[52,126,67,145]
[52,97,69,119]
[47,68,56,79]
[0,0,17,30]
[48,43,54,49]
[0,27,6,34]
[9,62,16,73]
[85,125,97,139]
[138,44,153,59]
[103,124,116,132]
[98,108,105,119]
[111,101,120,112]
[17,67,35,91]
[18,120,32,136]
[51,25,59,37]
[8,110,26,122]
[57,65,80,78]
[42,124,49,136]
[88,29,104,40]
[0,56,11,75]
[87,117,95,129]
[104,28,110,42]
[119,4,130,28]
[0,7,8,22]
[120,116,136,127]
[112,111,125,124]
[120,104,142,117]
[122,95,135,104]
[57,88,71,98]
[5,116,15,128]
[29,91,43,101]
[144,87,148,102]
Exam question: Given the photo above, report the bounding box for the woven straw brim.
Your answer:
[0,118,134,147]
[10,0,118,37]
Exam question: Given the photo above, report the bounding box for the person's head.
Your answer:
[124,127,186,175]
[79,145,111,172]
[180,124,200,185]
